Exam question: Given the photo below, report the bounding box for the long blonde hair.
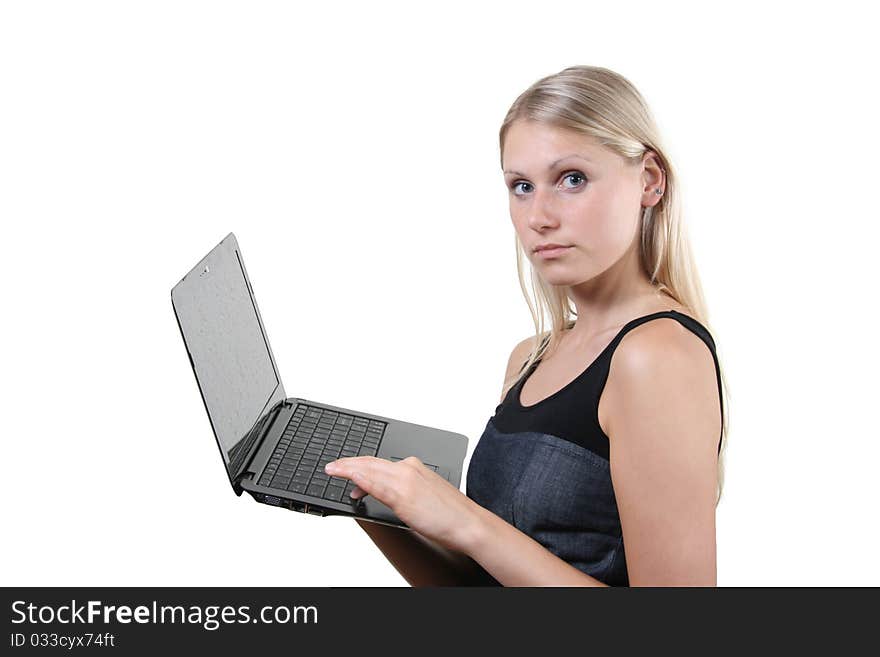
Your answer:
[499,65,731,506]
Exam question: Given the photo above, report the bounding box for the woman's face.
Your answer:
[501,120,649,287]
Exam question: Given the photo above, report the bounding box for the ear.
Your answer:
[640,151,665,207]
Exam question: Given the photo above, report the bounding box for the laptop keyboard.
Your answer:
[258,404,386,502]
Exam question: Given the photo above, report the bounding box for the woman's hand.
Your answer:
[324,456,483,554]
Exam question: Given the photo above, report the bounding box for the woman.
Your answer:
[324,65,729,586]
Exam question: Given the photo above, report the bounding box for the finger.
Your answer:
[349,468,400,509]
[324,457,408,508]
[325,455,397,479]
[324,455,372,475]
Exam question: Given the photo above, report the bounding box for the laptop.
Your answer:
[171,232,469,529]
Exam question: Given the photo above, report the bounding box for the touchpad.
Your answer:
[388,456,439,472]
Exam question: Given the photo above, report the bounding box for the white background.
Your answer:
[2,1,877,587]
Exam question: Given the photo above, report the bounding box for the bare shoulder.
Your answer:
[615,316,714,375]
[499,335,541,403]
[602,317,720,442]
[601,316,721,586]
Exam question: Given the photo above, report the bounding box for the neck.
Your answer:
[564,241,671,343]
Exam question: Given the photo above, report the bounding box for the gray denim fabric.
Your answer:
[466,417,628,586]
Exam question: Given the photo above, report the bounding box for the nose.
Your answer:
[525,187,560,231]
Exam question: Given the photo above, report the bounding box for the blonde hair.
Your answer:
[499,65,731,506]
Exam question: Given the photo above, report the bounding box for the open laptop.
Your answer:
[171,232,469,529]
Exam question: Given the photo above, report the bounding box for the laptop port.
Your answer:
[263,495,282,506]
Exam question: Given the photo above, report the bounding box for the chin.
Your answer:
[537,271,582,287]
[534,262,596,287]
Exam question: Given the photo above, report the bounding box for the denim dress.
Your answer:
[465,311,724,587]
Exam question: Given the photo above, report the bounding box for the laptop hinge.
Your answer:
[230,399,288,493]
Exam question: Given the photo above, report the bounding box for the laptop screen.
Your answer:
[172,233,286,479]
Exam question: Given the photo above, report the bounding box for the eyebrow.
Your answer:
[503,154,593,177]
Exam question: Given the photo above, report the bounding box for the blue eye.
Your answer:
[562,172,586,189]
[509,171,587,196]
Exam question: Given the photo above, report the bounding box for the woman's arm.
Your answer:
[355,519,498,586]
[353,335,564,587]
[463,505,609,586]
[351,337,536,587]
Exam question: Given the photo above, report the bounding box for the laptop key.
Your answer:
[307,483,326,497]
[325,486,345,501]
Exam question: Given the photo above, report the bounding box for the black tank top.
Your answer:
[491,310,724,460]
[464,310,723,586]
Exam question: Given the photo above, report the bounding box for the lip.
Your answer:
[534,245,572,259]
